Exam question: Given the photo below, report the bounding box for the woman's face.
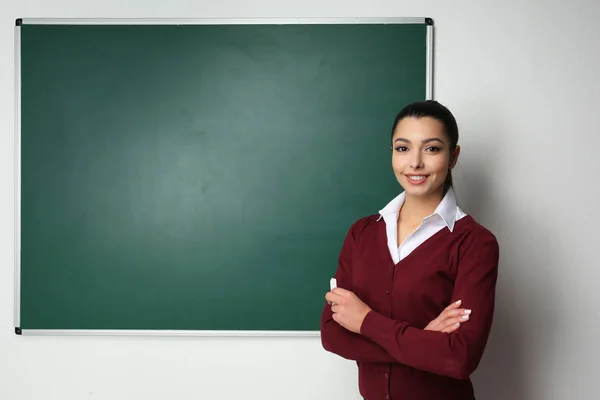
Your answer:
[391,116,459,199]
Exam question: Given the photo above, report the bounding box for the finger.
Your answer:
[325,292,343,304]
[331,287,351,296]
[441,308,472,319]
[442,322,461,333]
[442,315,470,330]
[331,304,340,313]
[443,299,462,311]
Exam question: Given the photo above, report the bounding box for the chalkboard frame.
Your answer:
[14,17,434,336]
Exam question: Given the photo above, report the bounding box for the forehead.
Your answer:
[392,116,445,140]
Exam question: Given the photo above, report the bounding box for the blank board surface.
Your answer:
[15,18,433,335]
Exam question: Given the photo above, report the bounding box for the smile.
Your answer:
[405,175,429,185]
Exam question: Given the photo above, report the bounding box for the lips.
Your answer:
[405,175,429,185]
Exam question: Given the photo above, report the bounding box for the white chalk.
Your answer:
[330,278,337,290]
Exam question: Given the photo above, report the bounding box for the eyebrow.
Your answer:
[394,138,445,145]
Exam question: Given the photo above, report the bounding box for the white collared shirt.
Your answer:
[377,187,467,264]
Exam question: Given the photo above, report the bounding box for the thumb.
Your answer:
[331,287,351,296]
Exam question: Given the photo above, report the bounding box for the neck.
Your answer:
[400,187,445,223]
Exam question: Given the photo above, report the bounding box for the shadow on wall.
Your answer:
[454,151,525,400]
[455,138,561,400]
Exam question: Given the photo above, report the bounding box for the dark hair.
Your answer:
[390,100,459,192]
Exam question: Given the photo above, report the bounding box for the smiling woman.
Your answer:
[391,101,460,199]
[390,101,461,245]
[321,100,498,400]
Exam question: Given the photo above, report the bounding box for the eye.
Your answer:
[425,146,441,152]
[394,146,408,152]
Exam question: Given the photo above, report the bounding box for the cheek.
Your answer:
[392,157,404,175]
[429,157,450,174]
[392,154,406,168]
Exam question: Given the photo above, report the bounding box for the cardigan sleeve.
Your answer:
[320,218,398,363]
[359,229,500,379]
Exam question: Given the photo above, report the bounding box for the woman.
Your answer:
[321,100,499,400]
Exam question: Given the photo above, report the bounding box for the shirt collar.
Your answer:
[377,187,459,232]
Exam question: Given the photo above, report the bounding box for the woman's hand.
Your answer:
[424,300,471,333]
[325,288,372,334]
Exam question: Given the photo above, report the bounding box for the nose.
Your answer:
[410,152,424,169]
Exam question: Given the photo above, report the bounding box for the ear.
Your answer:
[449,145,460,169]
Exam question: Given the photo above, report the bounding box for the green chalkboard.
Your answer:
[16,18,433,334]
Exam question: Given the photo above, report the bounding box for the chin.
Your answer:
[399,178,444,197]
[403,187,431,197]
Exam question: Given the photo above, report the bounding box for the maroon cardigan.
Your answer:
[320,214,499,400]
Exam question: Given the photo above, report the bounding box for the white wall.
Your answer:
[2,1,599,399]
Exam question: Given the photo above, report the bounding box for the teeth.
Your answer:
[408,176,426,180]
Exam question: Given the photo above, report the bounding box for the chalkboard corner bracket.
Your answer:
[425,17,434,26]
[15,18,23,26]
[15,327,22,335]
